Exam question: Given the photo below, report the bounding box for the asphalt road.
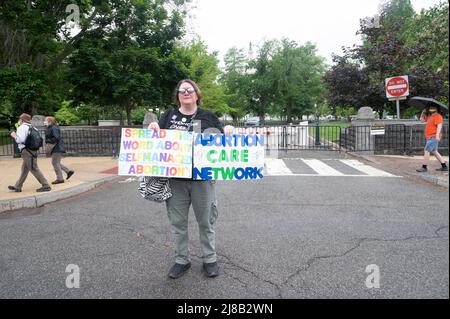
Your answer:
[0,152,448,299]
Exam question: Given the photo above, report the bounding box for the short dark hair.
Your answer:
[174,79,202,107]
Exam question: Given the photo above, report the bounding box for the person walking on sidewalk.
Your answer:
[44,116,74,184]
[148,79,234,279]
[416,105,448,172]
[8,113,51,193]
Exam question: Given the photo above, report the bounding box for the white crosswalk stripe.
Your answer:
[301,159,344,176]
[264,158,293,175]
[264,158,400,177]
[339,159,396,177]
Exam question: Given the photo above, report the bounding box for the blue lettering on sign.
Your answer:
[193,167,264,180]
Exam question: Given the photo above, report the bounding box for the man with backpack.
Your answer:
[8,113,51,193]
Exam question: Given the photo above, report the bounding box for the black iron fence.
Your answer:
[237,125,342,151]
[0,123,447,157]
[340,123,449,155]
[0,126,125,158]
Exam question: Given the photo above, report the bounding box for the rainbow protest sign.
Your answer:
[193,133,265,181]
[118,128,193,178]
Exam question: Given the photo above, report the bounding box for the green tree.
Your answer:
[245,40,278,123]
[220,47,249,122]
[325,0,449,117]
[55,101,80,125]
[67,0,190,125]
[272,39,326,122]
[179,40,230,115]
[0,0,192,121]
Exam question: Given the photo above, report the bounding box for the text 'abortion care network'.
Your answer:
[118,128,265,180]
[193,133,265,180]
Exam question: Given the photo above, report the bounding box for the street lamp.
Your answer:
[315,103,320,146]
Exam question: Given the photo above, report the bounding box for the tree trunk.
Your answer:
[118,110,124,126]
[126,106,132,126]
[286,97,293,123]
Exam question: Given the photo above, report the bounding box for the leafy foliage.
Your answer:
[324,0,449,118]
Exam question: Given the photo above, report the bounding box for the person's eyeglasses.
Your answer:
[177,88,196,94]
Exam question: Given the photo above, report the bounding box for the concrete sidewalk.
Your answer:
[0,156,122,213]
[351,153,449,188]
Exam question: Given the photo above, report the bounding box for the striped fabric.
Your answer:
[138,177,172,202]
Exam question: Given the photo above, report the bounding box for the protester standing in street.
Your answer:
[44,116,75,184]
[416,105,448,172]
[8,113,51,192]
[148,79,234,279]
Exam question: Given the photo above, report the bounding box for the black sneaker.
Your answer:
[168,263,191,279]
[8,185,21,192]
[52,180,65,185]
[66,171,75,180]
[416,167,428,173]
[203,262,219,278]
[36,186,51,192]
[436,167,449,172]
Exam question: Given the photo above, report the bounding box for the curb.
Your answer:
[408,172,449,188]
[346,152,379,164]
[0,176,124,213]
[346,152,449,188]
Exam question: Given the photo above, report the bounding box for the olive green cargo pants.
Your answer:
[166,179,219,265]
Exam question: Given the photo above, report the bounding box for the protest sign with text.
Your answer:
[118,128,193,178]
[193,133,265,181]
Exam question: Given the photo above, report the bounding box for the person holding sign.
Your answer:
[148,79,234,279]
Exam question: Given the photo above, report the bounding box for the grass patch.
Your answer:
[308,122,351,143]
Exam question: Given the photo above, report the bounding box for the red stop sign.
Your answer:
[386,76,409,98]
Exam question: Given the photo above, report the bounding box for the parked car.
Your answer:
[244,117,260,126]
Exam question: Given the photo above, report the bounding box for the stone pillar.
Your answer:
[352,107,375,155]
[142,112,157,129]
[31,115,46,128]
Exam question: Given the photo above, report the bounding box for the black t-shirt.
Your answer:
[158,107,223,181]
[159,107,223,133]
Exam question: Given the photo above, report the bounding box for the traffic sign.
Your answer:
[386,75,409,99]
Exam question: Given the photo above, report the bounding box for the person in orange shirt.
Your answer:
[416,105,448,172]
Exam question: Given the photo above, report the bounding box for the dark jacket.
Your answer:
[45,125,66,153]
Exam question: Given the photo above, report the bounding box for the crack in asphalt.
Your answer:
[214,225,449,298]
[281,225,449,288]
[217,252,284,299]
[88,212,450,299]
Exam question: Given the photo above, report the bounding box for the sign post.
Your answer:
[385,75,409,119]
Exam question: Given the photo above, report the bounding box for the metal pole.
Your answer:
[396,99,401,119]
[315,118,320,146]
[314,104,320,146]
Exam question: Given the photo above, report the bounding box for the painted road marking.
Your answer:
[301,159,345,176]
[264,158,399,177]
[340,159,396,177]
[264,158,294,175]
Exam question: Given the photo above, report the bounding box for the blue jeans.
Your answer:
[425,137,439,153]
